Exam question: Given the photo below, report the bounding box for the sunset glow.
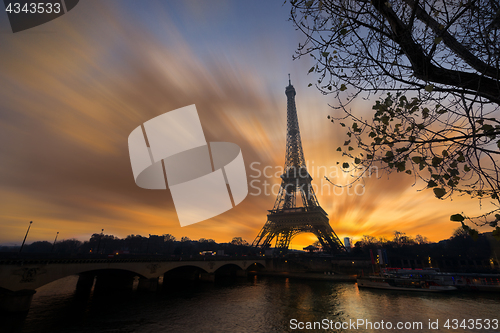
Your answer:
[0,0,494,249]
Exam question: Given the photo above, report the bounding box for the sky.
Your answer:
[0,0,494,249]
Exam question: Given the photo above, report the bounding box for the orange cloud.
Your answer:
[0,1,492,250]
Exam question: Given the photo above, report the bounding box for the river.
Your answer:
[2,275,500,333]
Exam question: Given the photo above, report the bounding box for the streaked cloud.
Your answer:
[0,1,491,248]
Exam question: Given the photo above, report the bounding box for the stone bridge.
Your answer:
[0,257,267,312]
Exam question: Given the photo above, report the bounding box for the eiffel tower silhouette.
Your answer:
[252,76,345,254]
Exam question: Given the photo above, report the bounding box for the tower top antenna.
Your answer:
[288,74,291,86]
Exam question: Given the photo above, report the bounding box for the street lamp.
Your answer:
[51,232,59,253]
[19,221,32,253]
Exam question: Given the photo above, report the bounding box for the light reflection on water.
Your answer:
[2,275,500,333]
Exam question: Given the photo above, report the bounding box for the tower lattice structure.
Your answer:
[252,77,345,254]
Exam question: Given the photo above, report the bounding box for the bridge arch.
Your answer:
[9,264,147,292]
[212,263,247,282]
[162,265,209,284]
[161,264,209,275]
[214,263,243,274]
[246,262,266,271]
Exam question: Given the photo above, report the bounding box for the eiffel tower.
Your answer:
[252,76,345,254]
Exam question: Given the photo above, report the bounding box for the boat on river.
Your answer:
[382,268,500,292]
[357,275,457,292]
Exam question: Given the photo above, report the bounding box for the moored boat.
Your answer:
[380,268,500,292]
[357,275,457,292]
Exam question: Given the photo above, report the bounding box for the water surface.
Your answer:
[3,275,500,333]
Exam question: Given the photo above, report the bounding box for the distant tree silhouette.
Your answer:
[163,234,176,242]
[230,237,249,246]
[24,241,51,253]
[53,239,82,254]
[415,234,429,245]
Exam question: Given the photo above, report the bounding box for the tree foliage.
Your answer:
[415,234,429,244]
[163,234,176,242]
[290,0,500,234]
[231,237,249,246]
[312,240,323,249]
